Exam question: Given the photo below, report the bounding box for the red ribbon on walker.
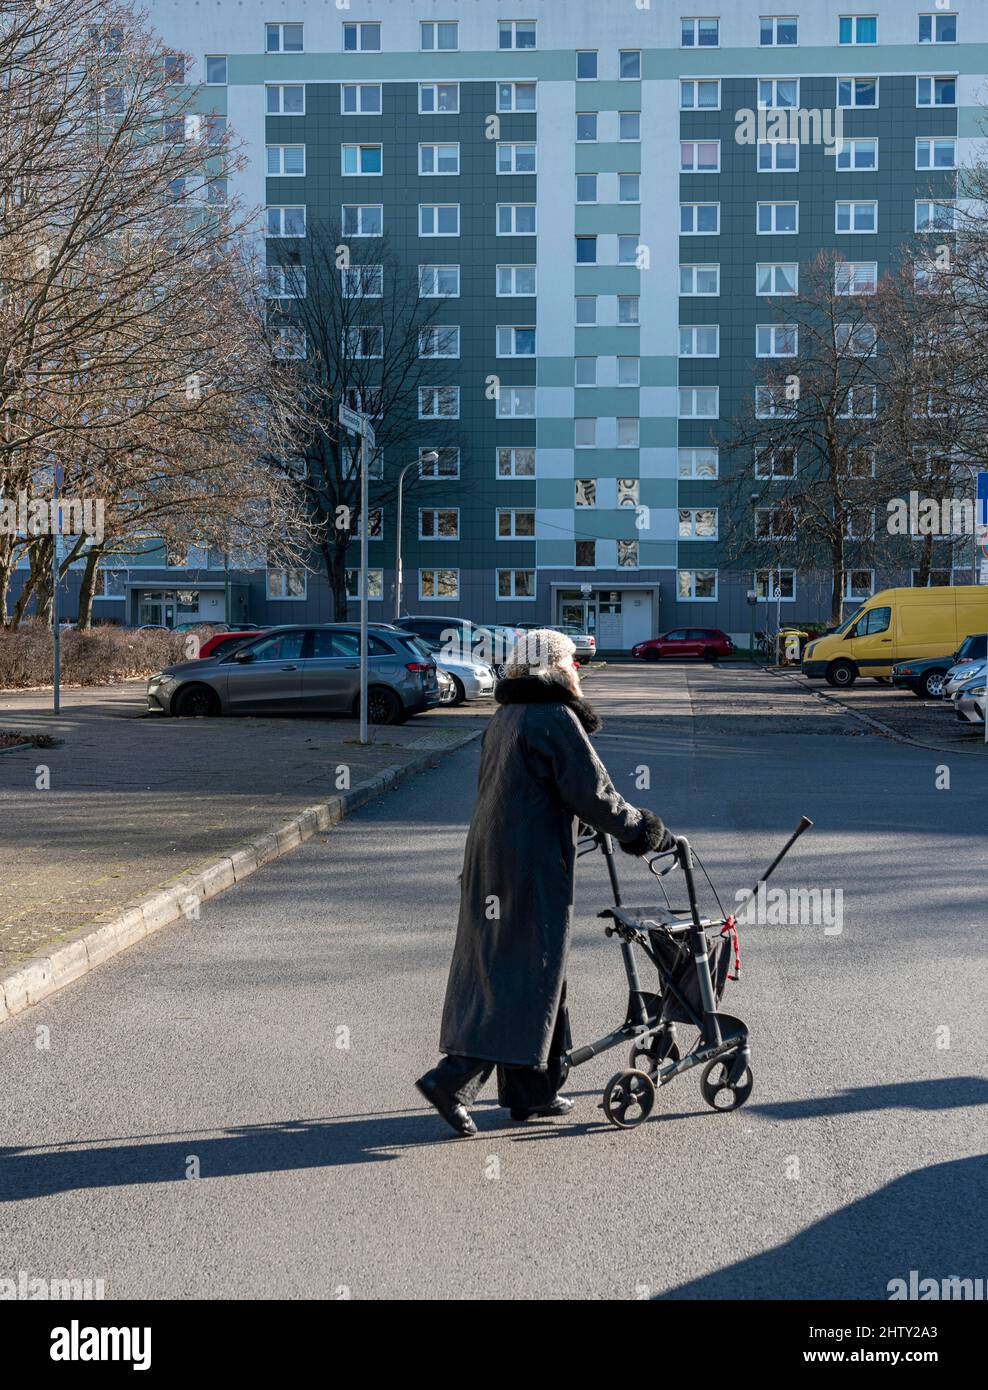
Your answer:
[721,914,740,980]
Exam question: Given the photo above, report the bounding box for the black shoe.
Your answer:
[510,1095,575,1122]
[415,1074,478,1137]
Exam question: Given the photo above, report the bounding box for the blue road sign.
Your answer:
[978,471,988,528]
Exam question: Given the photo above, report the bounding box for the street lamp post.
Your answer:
[394,450,438,622]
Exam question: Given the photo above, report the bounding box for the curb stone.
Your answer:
[0,729,483,1025]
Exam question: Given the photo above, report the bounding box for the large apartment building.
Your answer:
[74,1,979,645]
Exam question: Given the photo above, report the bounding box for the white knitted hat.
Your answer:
[504,628,577,680]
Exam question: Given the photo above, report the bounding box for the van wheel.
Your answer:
[825,660,856,689]
[174,684,220,718]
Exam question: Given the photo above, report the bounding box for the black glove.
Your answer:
[618,809,677,857]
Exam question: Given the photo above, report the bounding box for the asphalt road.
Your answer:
[1,665,985,1300]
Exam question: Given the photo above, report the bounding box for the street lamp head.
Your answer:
[422,450,439,464]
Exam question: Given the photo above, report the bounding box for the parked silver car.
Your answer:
[944,658,986,700]
[515,621,597,660]
[953,670,986,726]
[147,625,441,724]
[397,615,519,674]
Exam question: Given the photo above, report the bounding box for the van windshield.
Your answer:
[831,606,863,636]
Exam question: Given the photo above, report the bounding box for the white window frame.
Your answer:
[419,142,460,176]
[266,84,305,116]
[837,385,878,419]
[678,507,719,540]
[757,201,799,234]
[915,136,957,170]
[619,173,641,203]
[918,13,957,44]
[836,199,878,234]
[619,111,641,141]
[678,386,719,419]
[495,508,536,539]
[755,568,796,600]
[418,569,460,602]
[341,83,382,115]
[679,324,720,358]
[915,200,957,232]
[835,261,877,295]
[756,262,798,295]
[498,19,537,51]
[576,50,598,80]
[755,385,797,419]
[418,264,460,298]
[496,325,536,358]
[678,447,719,479]
[418,386,460,419]
[757,140,799,172]
[418,326,461,359]
[205,55,227,86]
[836,138,878,171]
[420,20,458,52]
[419,203,460,237]
[677,569,719,601]
[341,204,383,238]
[343,21,381,53]
[680,263,720,296]
[266,567,307,600]
[837,76,879,107]
[838,15,877,46]
[419,507,460,541]
[419,82,460,114]
[681,17,720,48]
[755,505,797,540]
[756,323,798,357]
[757,77,799,108]
[617,417,640,448]
[343,325,384,360]
[618,357,640,386]
[574,418,597,448]
[496,386,536,418]
[496,264,536,297]
[266,204,306,238]
[496,446,536,478]
[496,82,537,113]
[266,263,307,299]
[576,174,598,204]
[680,78,721,110]
[836,322,877,356]
[266,22,304,54]
[576,112,598,142]
[497,204,537,236]
[916,75,957,108]
[497,142,537,174]
[341,265,383,299]
[341,143,382,177]
[681,140,721,173]
[760,16,798,46]
[345,568,385,601]
[754,447,797,479]
[844,569,875,600]
[497,570,537,601]
[680,202,720,235]
[419,447,460,480]
[266,144,306,177]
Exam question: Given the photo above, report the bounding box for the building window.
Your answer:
[617,417,640,448]
[836,322,877,356]
[755,385,796,419]
[837,138,878,170]
[839,15,876,45]
[266,23,303,53]
[266,264,306,299]
[575,418,597,448]
[619,174,641,203]
[679,325,720,357]
[266,84,304,115]
[420,447,460,479]
[418,386,459,419]
[342,84,382,114]
[681,18,719,47]
[678,569,718,599]
[758,78,799,108]
[497,264,536,296]
[498,570,536,600]
[419,264,460,297]
[420,20,457,51]
[919,13,956,44]
[618,357,640,386]
[576,541,596,567]
[756,324,797,356]
[678,447,719,478]
[576,296,597,325]
[497,82,537,112]
[756,262,797,295]
[835,260,877,294]
[837,76,878,107]
[420,143,460,175]
[681,140,720,173]
[342,144,382,176]
[576,235,597,264]
[915,200,956,232]
[266,205,305,238]
[620,50,641,79]
[342,204,383,237]
[205,55,227,85]
[267,144,306,176]
[343,22,380,52]
[845,570,874,599]
[755,569,795,600]
[576,174,598,204]
[916,137,956,170]
[618,478,639,507]
[756,505,798,540]
[497,447,535,478]
[838,386,877,419]
[419,568,459,600]
[496,508,536,538]
[496,386,535,418]
[618,296,640,324]
[355,508,383,541]
[679,387,719,419]
[497,204,536,235]
[680,202,720,234]
[619,111,641,141]
[576,51,597,79]
[758,141,799,171]
[755,446,797,479]
[576,112,598,142]
[757,201,798,234]
[341,264,383,298]
[575,479,596,507]
[618,540,639,568]
[266,568,306,599]
[681,78,720,109]
[419,508,459,540]
[760,16,798,46]
[836,200,877,233]
[419,326,460,358]
[419,204,459,236]
[419,82,459,113]
[679,508,718,539]
[345,569,384,600]
[498,20,537,50]
[497,142,537,174]
[497,325,536,357]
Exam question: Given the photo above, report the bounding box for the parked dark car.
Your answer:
[147,625,441,724]
[891,633,988,699]
[632,628,734,662]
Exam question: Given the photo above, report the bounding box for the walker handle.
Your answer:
[746,816,813,899]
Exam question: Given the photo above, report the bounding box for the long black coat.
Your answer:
[439,677,658,1067]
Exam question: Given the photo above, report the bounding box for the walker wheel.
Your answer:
[629,1033,681,1081]
[700,1057,754,1111]
[603,1069,656,1129]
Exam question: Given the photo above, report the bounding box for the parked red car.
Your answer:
[632,628,734,662]
[197,629,268,660]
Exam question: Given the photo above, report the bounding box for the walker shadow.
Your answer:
[656,1153,988,1300]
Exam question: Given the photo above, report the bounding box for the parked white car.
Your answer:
[431,648,496,705]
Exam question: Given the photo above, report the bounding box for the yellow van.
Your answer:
[801,586,988,688]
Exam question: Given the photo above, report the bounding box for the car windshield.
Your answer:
[957,634,987,659]
[406,636,435,661]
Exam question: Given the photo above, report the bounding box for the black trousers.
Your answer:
[432,984,572,1111]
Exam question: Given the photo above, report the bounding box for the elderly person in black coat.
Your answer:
[416,629,674,1137]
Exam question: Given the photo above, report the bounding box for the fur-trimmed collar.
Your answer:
[495,676,602,733]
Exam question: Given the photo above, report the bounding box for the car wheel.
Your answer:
[365,687,404,725]
[643,649,661,662]
[702,647,719,662]
[919,669,947,699]
[824,660,856,689]
[174,684,220,718]
[449,676,466,706]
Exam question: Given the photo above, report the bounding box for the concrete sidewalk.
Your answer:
[0,681,485,979]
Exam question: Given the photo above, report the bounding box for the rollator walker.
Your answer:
[566,818,813,1129]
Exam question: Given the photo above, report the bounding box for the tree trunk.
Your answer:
[914,533,934,587]
[329,533,350,620]
[829,537,846,625]
[77,546,103,628]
